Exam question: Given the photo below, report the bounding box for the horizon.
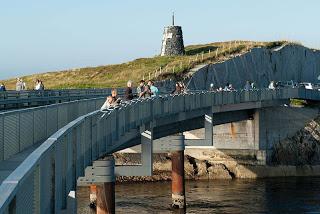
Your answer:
[1,0,320,80]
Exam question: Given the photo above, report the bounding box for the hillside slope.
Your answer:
[1,41,285,89]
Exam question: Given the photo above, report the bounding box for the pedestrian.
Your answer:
[251,82,256,89]
[125,80,134,101]
[16,78,22,91]
[137,80,146,98]
[20,79,27,90]
[172,82,182,94]
[143,84,152,98]
[268,80,275,90]
[40,80,45,90]
[209,83,215,91]
[179,82,186,93]
[224,83,230,91]
[21,79,27,90]
[111,88,121,105]
[148,80,159,97]
[100,96,114,111]
[35,79,41,90]
[0,83,6,91]
[229,83,235,91]
[244,81,251,91]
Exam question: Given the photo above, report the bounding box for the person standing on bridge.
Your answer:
[35,79,41,90]
[148,80,159,97]
[16,78,22,91]
[223,83,230,91]
[251,81,257,89]
[268,80,276,90]
[172,82,182,94]
[100,96,115,110]
[0,83,6,91]
[40,80,45,90]
[209,83,215,91]
[244,81,251,91]
[137,80,146,98]
[125,80,134,100]
[111,88,121,104]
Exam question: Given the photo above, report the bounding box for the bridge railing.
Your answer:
[0,88,124,110]
[0,97,105,162]
[0,87,316,213]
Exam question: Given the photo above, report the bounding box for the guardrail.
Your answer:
[0,88,318,213]
[0,88,125,110]
[0,97,105,162]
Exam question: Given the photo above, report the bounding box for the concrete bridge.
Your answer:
[0,87,318,213]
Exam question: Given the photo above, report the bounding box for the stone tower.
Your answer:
[160,13,185,56]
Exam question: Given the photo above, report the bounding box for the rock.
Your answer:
[207,164,232,179]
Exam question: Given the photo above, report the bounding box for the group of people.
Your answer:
[209,83,235,92]
[209,81,257,92]
[137,80,159,98]
[15,78,45,91]
[101,80,160,111]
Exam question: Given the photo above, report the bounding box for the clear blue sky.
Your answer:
[1,0,319,80]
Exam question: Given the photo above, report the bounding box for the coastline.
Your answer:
[114,152,320,183]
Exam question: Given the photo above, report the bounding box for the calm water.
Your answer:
[77,177,320,213]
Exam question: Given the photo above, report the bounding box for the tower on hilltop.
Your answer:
[160,13,185,56]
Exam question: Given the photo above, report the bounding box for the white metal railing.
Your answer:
[0,88,317,213]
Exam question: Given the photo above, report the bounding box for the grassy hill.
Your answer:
[1,41,287,90]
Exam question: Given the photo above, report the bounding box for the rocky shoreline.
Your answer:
[114,152,320,183]
[114,116,320,183]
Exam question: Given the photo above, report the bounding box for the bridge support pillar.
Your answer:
[77,156,115,214]
[171,133,186,209]
[96,182,115,214]
[89,185,97,208]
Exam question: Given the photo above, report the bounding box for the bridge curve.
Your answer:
[0,88,318,213]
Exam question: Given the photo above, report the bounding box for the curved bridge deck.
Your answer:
[0,88,318,213]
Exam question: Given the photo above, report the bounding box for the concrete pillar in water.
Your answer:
[95,156,115,214]
[171,133,186,209]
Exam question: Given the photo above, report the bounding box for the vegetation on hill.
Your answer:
[1,41,287,89]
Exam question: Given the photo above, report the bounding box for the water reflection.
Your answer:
[77,177,320,213]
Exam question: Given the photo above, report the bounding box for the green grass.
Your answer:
[1,40,289,89]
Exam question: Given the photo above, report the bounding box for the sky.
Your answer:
[0,0,319,80]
